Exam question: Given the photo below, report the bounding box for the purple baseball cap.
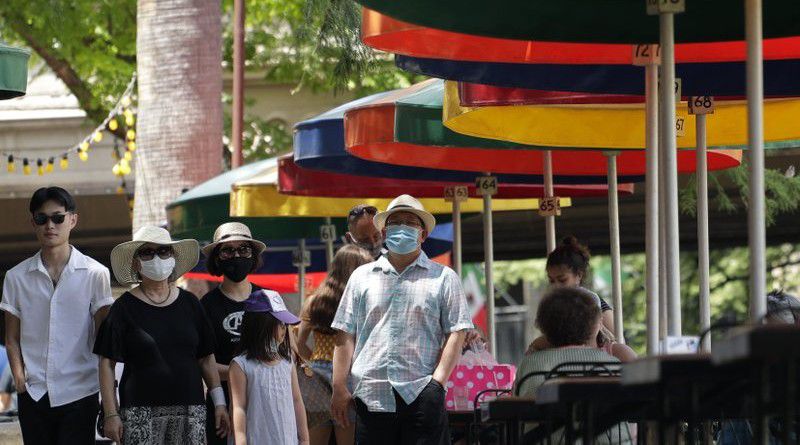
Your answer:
[243,289,301,325]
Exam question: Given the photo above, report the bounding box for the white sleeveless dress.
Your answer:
[231,355,298,445]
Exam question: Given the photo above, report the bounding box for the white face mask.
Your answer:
[138,256,176,282]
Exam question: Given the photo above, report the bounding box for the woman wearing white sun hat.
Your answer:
[94,226,231,445]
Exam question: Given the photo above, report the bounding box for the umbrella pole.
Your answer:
[544,150,556,253]
[696,113,711,352]
[746,0,766,320]
[298,238,307,306]
[324,217,334,269]
[453,198,463,277]
[606,152,624,343]
[658,78,669,343]
[480,173,497,354]
[645,62,660,355]
[660,11,682,336]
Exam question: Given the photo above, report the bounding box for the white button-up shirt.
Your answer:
[0,247,113,406]
[332,252,473,412]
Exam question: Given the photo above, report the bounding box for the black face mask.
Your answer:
[219,257,254,282]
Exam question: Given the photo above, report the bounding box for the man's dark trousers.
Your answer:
[355,380,450,445]
[18,392,99,445]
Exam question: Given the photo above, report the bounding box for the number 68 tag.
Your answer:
[688,96,715,115]
[538,196,561,217]
[647,0,685,15]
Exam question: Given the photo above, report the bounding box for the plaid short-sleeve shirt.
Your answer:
[331,251,473,412]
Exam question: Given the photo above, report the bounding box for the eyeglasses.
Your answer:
[219,245,253,259]
[349,205,377,218]
[136,246,174,260]
[33,213,70,226]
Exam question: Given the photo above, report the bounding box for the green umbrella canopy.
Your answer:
[0,44,30,99]
[166,158,345,242]
[357,0,800,43]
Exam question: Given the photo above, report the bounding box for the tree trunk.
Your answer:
[134,0,222,231]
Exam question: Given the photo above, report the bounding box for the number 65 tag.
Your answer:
[475,176,498,196]
[538,196,561,217]
[688,96,715,115]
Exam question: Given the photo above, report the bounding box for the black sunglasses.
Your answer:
[136,246,174,261]
[349,205,378,218]
[33,213,69,226]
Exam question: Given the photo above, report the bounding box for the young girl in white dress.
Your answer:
[229,289,310,445]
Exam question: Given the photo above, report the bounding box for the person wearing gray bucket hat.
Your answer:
[95,226,231,444]
[330,194,473,444]
[199,222,267,445]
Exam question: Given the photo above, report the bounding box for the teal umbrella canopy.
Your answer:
[0,45,30,99]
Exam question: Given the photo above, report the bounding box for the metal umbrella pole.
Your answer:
[656,2,683,336]
[478,173,497,354]
[294,238,308,306]
[746,0,766,320]
[322,217,335,269]
[543,150,557,253]
[635,44,661,354]
[446,186,467,277]
[690,97,714,352]
[658,85,669,343]
[606,152,624,343]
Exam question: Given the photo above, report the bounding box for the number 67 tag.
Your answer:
[538,196,561,217]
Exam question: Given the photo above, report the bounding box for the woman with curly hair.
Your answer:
[295,245,374,445]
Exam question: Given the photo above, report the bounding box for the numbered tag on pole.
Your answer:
[675,116,686,137]
[444,185,469,203]
[688,96,715,115]
[632,44,661,66]
[292,249,311,267]
[319,224,336,242]
[538,196,562,217]
[646,0,685,15]
[475,176,498,196]
[674,78,682,102]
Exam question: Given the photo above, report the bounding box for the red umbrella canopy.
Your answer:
[278,156,634,199]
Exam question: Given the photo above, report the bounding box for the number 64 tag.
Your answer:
[475,176,498,196]
[538,196,561,217]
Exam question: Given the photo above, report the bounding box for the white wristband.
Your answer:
[210,386,226,407]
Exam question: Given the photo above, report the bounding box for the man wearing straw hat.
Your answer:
[1,187,113,444]
[331,194,473,444]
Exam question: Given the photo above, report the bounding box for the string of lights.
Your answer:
[1,73,138,194]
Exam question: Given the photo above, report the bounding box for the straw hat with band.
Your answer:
[373,194,436,234]
[110,226,200,285]
[201,222,267,258]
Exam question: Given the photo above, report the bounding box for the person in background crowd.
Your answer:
[296,245,373,445]
[229,290,310,445]
[199,222,266,445]
[1,187,113,444]
[331,195,473,444]
[516,287,633,444]
[95,226,230,445]
[344,204,383,260]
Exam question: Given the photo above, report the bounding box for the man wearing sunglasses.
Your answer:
[345,204,384,260]
[1,187,113,444]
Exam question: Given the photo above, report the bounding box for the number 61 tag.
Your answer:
[538,196,561,217]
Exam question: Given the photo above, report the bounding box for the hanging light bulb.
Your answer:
[125,113,135,127]
[124,150,132,161]
[127,141,137,152]
[79,141,90,152]
[46,157,54,173]
[108,118,119,131]
[22,158,31,175]
[60,154,69,170]
[121,96,132,107]
[119,158,131,175]
[6,155,15,173]
[36,159,44,176]
[126,129,136,141]
[116,184,125,195]
[112,163,122,176]
[93,132,103,143]
[78,149,89,162]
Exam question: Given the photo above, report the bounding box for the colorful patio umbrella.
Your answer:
[0,44,29,99]
[362,8,800,65]
[355,0,800,42]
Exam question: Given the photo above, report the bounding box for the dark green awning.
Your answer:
[0,44,29,100]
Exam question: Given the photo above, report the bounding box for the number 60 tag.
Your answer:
[538,196,561,217]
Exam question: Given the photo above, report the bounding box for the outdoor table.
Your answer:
[622,353,750,444]
[479,397,564,445]
[533,376,656,445]
[713,325,800,445]
[447,410,477,444]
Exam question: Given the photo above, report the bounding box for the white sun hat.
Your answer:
[110,226,199,285]
[201,222,267,258]
[373,194,436,233]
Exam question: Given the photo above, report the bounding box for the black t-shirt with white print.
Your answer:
[200,284,261,367]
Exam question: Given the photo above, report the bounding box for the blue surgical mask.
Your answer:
[385,225,421,255]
